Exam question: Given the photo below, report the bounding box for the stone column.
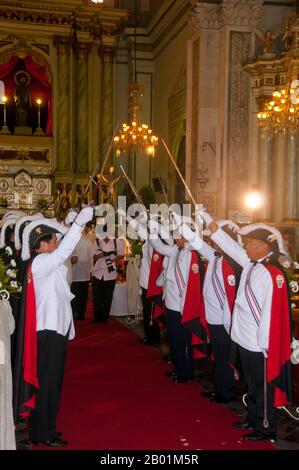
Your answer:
[76,43,91,174]
[54,36,71,171]
[259,133,272,220]
[285,134,299,221]
[100,47,115,163]
[273,133,287,223]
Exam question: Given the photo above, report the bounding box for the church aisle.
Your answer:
[47,316,274,451]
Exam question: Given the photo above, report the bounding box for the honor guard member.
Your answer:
[149,218,206,383]
[186,218,242,403]
[14,207,94,447]
[200,211,292,441]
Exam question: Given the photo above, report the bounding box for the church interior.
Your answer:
[1,0,299,453]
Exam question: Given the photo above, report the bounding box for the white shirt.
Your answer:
[72,234,93,282]
[198,241,233,332]
[211,228,273,353]
[32,223,84,340]
[139,241,153,290]
[150,238,191,312]
[92,238,124,281]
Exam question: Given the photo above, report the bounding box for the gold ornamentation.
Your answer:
[192,263,199,274]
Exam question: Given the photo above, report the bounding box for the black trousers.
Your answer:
[71,281,89,320]
[165,308,193,378]
[92,277,116,322]
[208,324,236,399]
[141,288,160,343]
[28,330,68,442]
[238,345,276,436]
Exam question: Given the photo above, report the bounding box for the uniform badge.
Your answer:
[227,274,235,286]
[276,274,284,289]
[35,227,42,234]
[153,253,160,262]
[192,263,199,274]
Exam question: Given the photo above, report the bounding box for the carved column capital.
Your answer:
[76,42,92,60]
[188,2,221,33]
[53,36,71,55]
[98,45,116,64]
[221,0,263,28]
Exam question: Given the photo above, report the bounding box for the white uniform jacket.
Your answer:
[211,228,273,353]
[32,222,84,340]
[150,237,191,313]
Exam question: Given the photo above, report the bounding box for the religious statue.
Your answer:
[99,166,122,205]
[14,70,32,127]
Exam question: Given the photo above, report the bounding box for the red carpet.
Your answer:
[39,309,274,450]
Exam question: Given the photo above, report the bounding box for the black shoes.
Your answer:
[242,431,276,442]
[211,394,236,404]
[31,437,69,447]
[172,375,194,384]
[164,370,177,378]
[201,391,215,398]
[232,420,254,430]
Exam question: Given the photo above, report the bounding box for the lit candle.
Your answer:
[36,98,42,129]
[3,96,7,125]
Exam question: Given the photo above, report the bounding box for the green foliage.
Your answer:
[139,185,156,210]
[130,240,143,257]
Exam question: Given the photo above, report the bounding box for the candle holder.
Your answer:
[0,97,11,135]
[34,98,44,136]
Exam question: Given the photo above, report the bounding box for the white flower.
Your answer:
[6,269,16,279]
[283,261,291,268]
[10,280,18,289]
[18,286,22,292]
[294,262,299,269]
[290,280,299,293]
[10,259,16,267]
[5,246,12,256]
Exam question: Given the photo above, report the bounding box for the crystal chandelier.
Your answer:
[114,1,158,158]
[114,83,158,158]
[257,81,299,135]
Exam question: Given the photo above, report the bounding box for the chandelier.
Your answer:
[114,83,158,157]
[257,81,299,135]
[114,1,158,158]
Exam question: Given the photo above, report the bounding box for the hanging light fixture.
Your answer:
[257,1,299,136]
[114,0,158,158]
[257,82,299,135]
[90,0,104,4]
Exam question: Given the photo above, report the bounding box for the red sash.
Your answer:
[222,258,236,314]
[265,265,292,407]
[181,251,208,357]
[146,250,163,304]
[22,265,39,414]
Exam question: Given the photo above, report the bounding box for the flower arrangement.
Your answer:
[282,261,299,309]
[0,246,22,299]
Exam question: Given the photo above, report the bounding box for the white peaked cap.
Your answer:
[14,213,43,250]
[216,219,242,244]
[238,223,286,255]
[21,218,68,261]
[0,215,21,249]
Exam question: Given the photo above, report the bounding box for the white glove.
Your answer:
[75,207,94,227]
[195,207,213,226]
[148,219,159,236]
[180,223,203,251]
[170,211,182,230]
[65,210,78,225]
[127,216,147,240]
